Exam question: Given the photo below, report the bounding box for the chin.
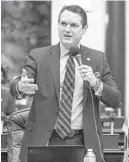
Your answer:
[62,40,73,48]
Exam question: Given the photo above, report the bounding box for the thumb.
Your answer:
[21,68,28,79]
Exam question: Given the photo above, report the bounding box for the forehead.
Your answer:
[59,10,82,24]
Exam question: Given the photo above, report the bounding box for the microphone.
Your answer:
[69,46,82,66]
[69,46,90,86]
[74,54,82,66]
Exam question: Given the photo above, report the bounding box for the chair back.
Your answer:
[7,108,30,162]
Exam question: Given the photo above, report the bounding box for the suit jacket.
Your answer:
[10,43,121,162]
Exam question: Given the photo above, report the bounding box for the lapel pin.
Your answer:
[87,58,90,61]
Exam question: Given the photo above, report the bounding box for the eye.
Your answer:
[71,23,78,28]
[60,21,67,26]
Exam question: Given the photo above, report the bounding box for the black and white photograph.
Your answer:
[1,0,129,162]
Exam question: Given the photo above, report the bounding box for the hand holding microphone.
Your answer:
[18,69,38,95]
[78,65,97,87]
[70,46,97,87]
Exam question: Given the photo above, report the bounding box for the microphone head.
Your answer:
[69,46,80,57]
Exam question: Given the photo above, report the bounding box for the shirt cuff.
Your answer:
[16,82,24,99]
[94,81,103,96]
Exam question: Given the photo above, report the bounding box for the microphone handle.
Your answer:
[75,54,82,66]
[75,58,90,86]
[76,60,82,66]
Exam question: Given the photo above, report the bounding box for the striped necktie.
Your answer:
[56,53,75,139]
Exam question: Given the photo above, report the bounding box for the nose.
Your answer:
[65,24,71,32]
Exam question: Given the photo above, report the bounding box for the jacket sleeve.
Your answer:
[10,49,37,99]
[100,53,121,108]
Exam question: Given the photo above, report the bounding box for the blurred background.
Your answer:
[1,1,51,79]
[1,1,129,162]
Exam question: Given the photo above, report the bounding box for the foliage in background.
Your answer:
[1,1,51,80]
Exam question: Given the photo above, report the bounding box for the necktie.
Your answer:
[56,54,75,139]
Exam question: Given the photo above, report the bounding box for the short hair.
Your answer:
[58,5,87,28]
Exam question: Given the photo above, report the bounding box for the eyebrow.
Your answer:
[60,20,79,25]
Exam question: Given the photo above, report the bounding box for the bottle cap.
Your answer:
[87,149,93,152]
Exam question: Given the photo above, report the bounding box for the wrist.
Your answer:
[16,82,24,99]
[92,78,101,91]
[17,81,22,93]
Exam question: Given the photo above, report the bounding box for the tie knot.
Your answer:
[66,54,75,70]
[69,46,80,57]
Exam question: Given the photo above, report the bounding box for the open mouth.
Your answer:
[64,35,72,39]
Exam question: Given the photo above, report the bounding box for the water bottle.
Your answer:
[84,149,96,162]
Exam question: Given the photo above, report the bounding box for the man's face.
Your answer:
[58,10,87,49]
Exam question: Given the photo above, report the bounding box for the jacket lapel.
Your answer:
[49,43,60,105]
[81,45,92,67]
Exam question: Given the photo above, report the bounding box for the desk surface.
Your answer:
[1,148,124,154]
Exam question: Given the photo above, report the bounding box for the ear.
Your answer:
[82,24,88,35]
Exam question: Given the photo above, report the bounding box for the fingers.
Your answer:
[21,78,34,83]
[22,83,38,91]
[79,69,92,75]
[24,90,36,95]
[19,81,38,90]
[78,65,97,87]
[78,65,91,70]
[18,81,38,94]
[78,65,93,77]
[80,72,92,78]
[18,69,38,94]
[21,69,34,83]
[21,68,28,79]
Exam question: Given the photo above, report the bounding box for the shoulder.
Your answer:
[82,45,104,58]
[30,45,52,58]
[81,45,107,64]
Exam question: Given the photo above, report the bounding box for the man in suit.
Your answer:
[10,5,121,162]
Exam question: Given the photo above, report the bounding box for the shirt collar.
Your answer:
[60,42,81,58]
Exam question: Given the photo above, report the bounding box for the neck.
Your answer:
[60,42,80,51]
